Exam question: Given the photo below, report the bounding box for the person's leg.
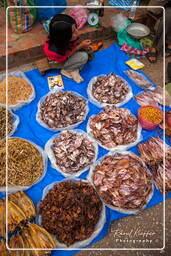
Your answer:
[61,51,88,83]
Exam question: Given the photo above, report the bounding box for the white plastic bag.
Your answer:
[0,137,48,193]
[45,129,98,178]
[125,70,155,90]
[0,70,35,110]
[37,178,106,248]
[87,111,142,152]
[36,91,89,132]
[111,13,128,32]
[87,150,154,215]
[87,74,133,108]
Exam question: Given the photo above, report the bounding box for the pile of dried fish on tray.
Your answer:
[0,191,55,255]
[37,91,88,130]
[135,87,171,107]
[126,70,153,89]
[38,180,105,248]
[88,152,153,214]
[88,105,141,150]
[87,73,132,107]
[45,130,98,177]
[0,138,46,190]
[138,137,171,194]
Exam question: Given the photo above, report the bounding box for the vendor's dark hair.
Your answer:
[49,14,76,54]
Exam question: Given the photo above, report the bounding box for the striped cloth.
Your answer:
[108,0,140,10]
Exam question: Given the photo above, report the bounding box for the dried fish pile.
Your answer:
[0,77,33,106]
[0,191,36,237]
[39,91,87,129]
[0,240,8,255]
[88,105,138,149]
[138,137,171,193]
[9,223,56,255]
[91,153,153,212]
[0,106,13,140]
[126,70,152,89]
[135,87,171,107]
[91,73,130,104]
[0,138,45,187]
[39,180,103,246]
[51,130,97,175]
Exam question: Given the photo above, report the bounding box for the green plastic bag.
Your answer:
[6,0,37,33]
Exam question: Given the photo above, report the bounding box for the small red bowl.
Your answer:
[138,105,163,131]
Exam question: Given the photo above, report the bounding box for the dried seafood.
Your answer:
[126,70,152,89]
[160,111,171,136]
[39,180,103,246]
[0,240,8,256]
[135,87,171,107]
[0,106,13,140]
[9,223,56,255]
[0,138,44,187]
[88,105,138,149]
[0,200,6,238]
[91,73,130,104]
[9,191,36,221]
[51,130,96,175]
[0,77,33,106]
[91,153,153,211]
[138,137,171,193]
[39,91,87,129]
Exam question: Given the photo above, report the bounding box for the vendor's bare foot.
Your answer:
[61,69,72,78]
[146,48,157,63]
[70,70,84,83]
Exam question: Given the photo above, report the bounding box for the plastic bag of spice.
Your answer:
[0,107,20,140]
[0,137,48,193]
[87,106,142,152]
[87,74,133,108]
[45,129,98,178]
[37,178,106,248]
[0,71,35,110]
[36,90,89,132]
[88,151,154,215]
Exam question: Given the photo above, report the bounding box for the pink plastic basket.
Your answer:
[138,105,163,131]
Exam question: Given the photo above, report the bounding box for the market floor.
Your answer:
[5,42,171,256]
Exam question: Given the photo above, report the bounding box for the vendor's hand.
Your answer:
[80,40,92,49]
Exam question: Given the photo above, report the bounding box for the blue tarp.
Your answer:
[1,43,170,254]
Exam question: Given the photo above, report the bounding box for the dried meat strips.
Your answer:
[138,137,171,193]
[90,153,153,213]
[90,73,130,105]
[49,130,97,175]
[88,105,139,150]
[126,70,152,89]
[39,180,103,246]
[38,91,88,129]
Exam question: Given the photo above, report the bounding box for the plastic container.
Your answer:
[138,106,163,131]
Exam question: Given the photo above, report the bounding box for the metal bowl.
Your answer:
[126,23,150,39]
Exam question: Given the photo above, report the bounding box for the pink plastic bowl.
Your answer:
[138,105,163,131]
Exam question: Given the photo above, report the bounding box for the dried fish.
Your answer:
[126,70,152,89]
[39,180,103,246]
[51,130,96,174]
[9,191,36,221]
[135,87,170,107]
[39,91,87,129]
[0,138,44,187]
[0,200,6,239]
[0,77,33,106]
[138,137,171,194]
[91,153,153,211]
[0,240,8,256]
[0,106,13,140]
[88,105,138,149]
[91,73,130,104]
